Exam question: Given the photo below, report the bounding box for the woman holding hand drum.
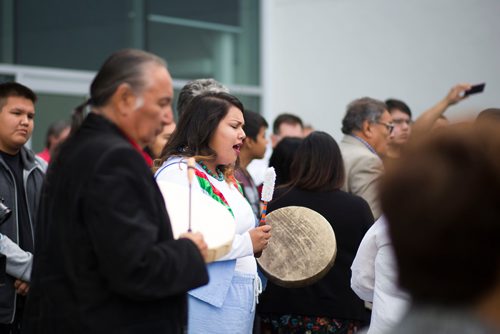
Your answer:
[155,92,271,334]
[257,131,373,333]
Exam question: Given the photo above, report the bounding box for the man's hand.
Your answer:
[179,232,209,262]
[14,279,30,296]
[444,83,472,106]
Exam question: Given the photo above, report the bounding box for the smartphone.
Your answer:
[464,83,485,96]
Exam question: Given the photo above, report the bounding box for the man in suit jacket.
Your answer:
[339,97,394,220]
[22,49,209,334]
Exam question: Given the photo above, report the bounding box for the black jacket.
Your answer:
[0,147,45,324]
[257,187,373,323]
[22,113,208,334]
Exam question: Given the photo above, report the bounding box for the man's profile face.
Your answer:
[0,96,35,155]
[248,126,268,160]
[370,110,393,156]
[271,122,303,148]
[130,64,174,147]
[389,109,412,145]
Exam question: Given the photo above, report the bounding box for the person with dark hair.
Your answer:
[155,92,271,333]
[234,110,269,218]
[258,131,373,333]
[247,112,303,188]
[268,137,302,187]
[146,78,228,165]
[36,120,70,163]
[22,49,209,334]
[385,99,412,160]
[0,82,44,334]
[176,78,229,117]
[270,113,304,148]
[380,124,500,333]
[384,84,471,160]
[340,97,394,220]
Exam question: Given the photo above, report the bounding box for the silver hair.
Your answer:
[341,97,387,134]
[177,78,229,116]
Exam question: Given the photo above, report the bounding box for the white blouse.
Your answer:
[155,156,257,274]
[351,216,410,334]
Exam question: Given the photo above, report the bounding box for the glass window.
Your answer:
[0,74,16,83]
[9,0,262,144]
[235,94,260,114]
[1,0,15,63]
[15,0,260,87]
[146,0,260,86]
[15,0,136,71]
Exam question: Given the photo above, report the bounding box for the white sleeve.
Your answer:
[0,233,33,281]
[351,217,384,302]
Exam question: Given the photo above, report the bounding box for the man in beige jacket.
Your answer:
[339,97,394,220]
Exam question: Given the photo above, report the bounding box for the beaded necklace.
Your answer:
[198,161,224,181]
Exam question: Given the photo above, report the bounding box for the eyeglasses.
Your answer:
[377,122,395,134]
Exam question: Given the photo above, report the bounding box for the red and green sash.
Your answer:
[194,169,243,218]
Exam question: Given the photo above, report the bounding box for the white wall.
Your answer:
[268,0,500,141]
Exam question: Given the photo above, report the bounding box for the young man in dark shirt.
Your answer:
[0,82,45,334]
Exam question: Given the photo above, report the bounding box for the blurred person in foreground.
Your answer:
[380,123,500,334]
[22,49,209,334]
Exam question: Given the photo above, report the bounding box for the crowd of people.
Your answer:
[0,48,498,334]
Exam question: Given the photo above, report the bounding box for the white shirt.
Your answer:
[155,157,256,274]
[351,216,410,334]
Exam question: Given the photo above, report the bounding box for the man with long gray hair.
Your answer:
[23,49,209,334]
[339,97,394,220]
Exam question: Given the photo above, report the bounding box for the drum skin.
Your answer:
[257,206,337,288]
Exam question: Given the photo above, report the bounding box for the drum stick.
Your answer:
[259,167,276,226]
[255,167,276,258]
[187,157,196,232]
